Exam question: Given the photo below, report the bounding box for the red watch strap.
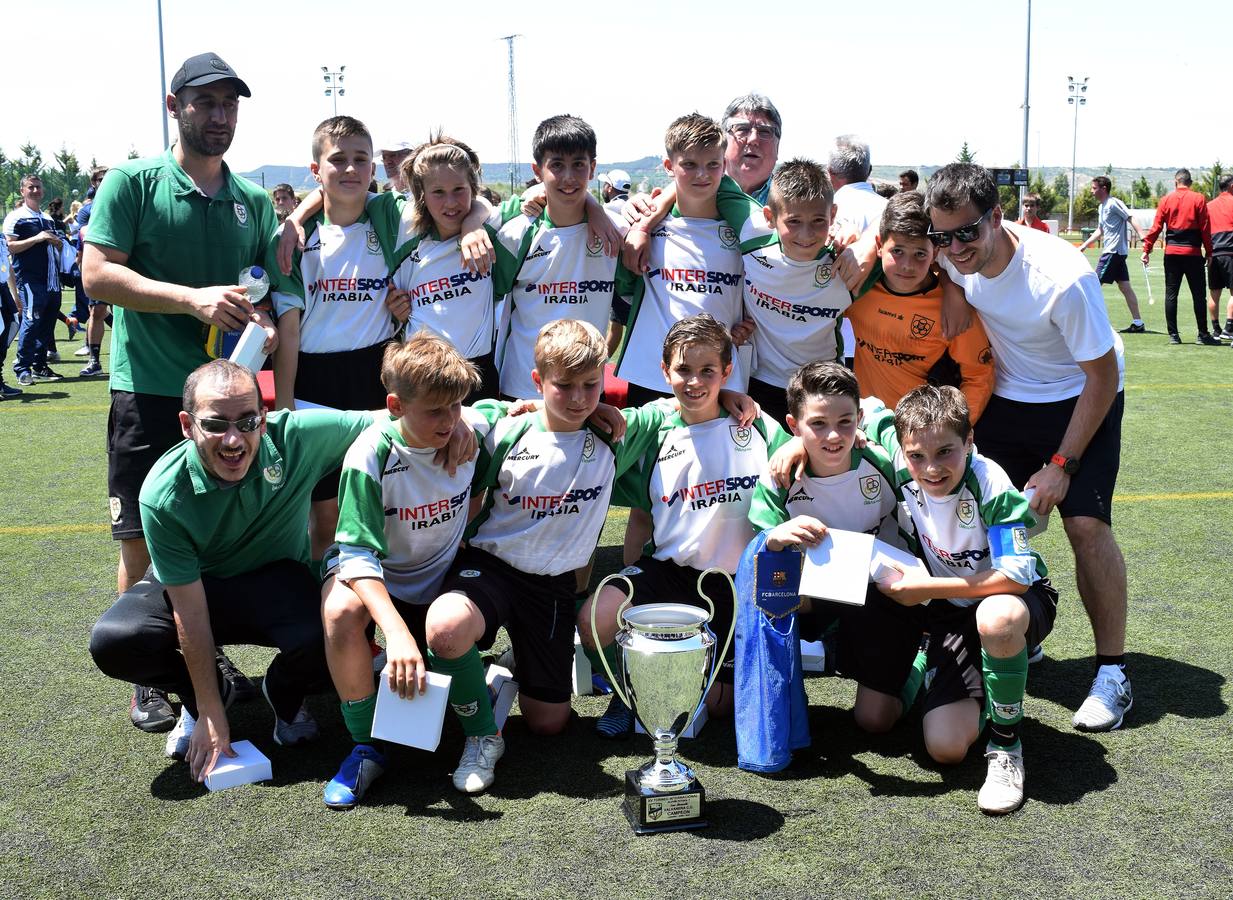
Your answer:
[1050,453,1069,469]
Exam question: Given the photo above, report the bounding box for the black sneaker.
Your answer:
[1168,333,1182,345]
[130,684,176,733]
[1197,333,1222,346]
[32,367,63,381]
[0,382,21,399]
[1119,322,1146,334]
[215,649,259,702]
[79,360,105,377]
[1218,329,1233,343]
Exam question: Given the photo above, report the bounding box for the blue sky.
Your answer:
[8,0,1223,175]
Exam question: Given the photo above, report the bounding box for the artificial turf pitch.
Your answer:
[0,253,1229,899]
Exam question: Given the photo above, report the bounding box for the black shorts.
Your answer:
[801,585,928,697]
[106,391,188,541]
[623,381,671,410]
[466,351,501,404]
[611,557,736,683]
[297,341,391,501]
[921,579,1058,716]
[1209,255,1233,292]
[974,391,1123,524]
[439,547,577,703]
[746,376,789,429]
[1096,252,1130,285]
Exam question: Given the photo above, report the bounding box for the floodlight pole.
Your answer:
[1020,0,1031,207]
[1067,75,1088,233]
[322,65,346,116]
[157,0,169,149]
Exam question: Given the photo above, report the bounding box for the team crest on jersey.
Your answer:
[233,203,248,226]
[1012,526,1029,554]
[582,433,595,460]
[365,231,381,254]
[620,565,643,576]
[860,476,881,501]
[459,569,481,578]
[263,463,284,486]
[718,224,738,248]
[814,264,833,288]
[957,499,975,527]
[730,425,752,448]
[911,314,935,339]
[585,235,604,257]
[992,701,1022,720]
[979,346,993,365]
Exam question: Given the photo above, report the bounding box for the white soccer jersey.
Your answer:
[748,445,911,552]
[627,411,789,574]
[744,243,852,386]
[1097,197,1132,255]
[392,232,496,360]
[615,215,747,392]
[488,200,624,399]
[469,406,664,576]
[333,404,504,602]
[938,223,1125,402]
[271,206,400,354]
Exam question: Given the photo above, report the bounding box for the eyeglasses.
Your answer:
[188,412,263,434]
[926,208,993,247]
[728,121,779,141]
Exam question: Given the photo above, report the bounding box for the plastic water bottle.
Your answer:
[238,265,270,304]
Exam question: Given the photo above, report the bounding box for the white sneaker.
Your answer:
[978,743,1025,815]
[164,708,196,759]
[1073,670,1133,731]
[452,734,505,794]
[74,345,91,357]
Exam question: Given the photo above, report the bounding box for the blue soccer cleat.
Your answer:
[324,744,387,809]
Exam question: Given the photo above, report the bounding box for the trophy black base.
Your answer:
[622,769,708,834]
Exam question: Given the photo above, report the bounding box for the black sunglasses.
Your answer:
[927,208,993,247]
[188,412,263,434]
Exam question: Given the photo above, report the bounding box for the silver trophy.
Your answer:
[590,568,735,834]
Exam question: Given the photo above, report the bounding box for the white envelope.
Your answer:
[227,321,269,373]
[799,529,875,606]
[371,669,452,751]
[870,539,931,584]
[572,629,592,696]
[204,740,272,792]
[485,664,518,731]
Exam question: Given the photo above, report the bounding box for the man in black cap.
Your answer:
[82,52,279,734]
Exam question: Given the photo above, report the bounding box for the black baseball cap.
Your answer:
[169,52,251,97]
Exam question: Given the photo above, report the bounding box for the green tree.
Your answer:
[1028,172,1059,218]
[1155,181,1167,202]
[1197,160,1224,199]
[127,146,140,159]
[1131,176,1152,207]
[956,142,975,163]
[1052,173,1069,201]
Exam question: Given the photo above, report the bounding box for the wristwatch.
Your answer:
[1050,453,1080,475]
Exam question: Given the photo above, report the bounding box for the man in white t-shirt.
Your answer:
[1078,176,1147,333]
[828,135,887,361]
[926,163,1132,734]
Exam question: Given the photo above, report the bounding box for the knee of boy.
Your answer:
[321,583,369,634]
[525,707,570,736]
[975,595,1029,643]
[924,733,970,766]
[853,701,899,735]
[425,594,476,655]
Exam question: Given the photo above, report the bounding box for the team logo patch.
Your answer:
[859,476,881,501]
[452,701,479,717]
[647,800,664,821]
[979,346,993,365]
[730,425,752,448]
[459,569,481,578]
[586,235,604,257]
[620,565,643,576]
[582,433,595,460]
[718,224,738,248]
[1012,526,1029,554]
[910,314,935,339]
[957,499,975,527]
[263,464,283,485]
[108,496,122,525]
[992,701,1022,720]
[814,264,833,288]
[209,56,229,71]
[233,203,248,226]
[772,570,788,587]
[365,231,381,254]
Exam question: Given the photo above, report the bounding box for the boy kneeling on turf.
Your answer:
[866,385,1058,815]
[320,333,506,809]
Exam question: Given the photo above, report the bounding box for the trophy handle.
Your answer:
[696,567,737,705]
[588,572,635,709]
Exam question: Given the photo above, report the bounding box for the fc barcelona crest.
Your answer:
[772,570,788,587]
[730,425,752,448]
[910,314,935,339]
[859,475,881,500]
[957,499,975,526]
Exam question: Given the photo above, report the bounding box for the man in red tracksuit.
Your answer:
[1142,168,1216,345]
[1205,175,1233,341]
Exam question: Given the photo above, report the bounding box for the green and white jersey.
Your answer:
[333,402,506,604]
[614,179,772,394]
[866,407,1046,607]
[747,444,913,552]
[626,410,790,574]
[468,405,666,576]
[488,197,624,398]
[269,197,402,353]
[743,242,852,387]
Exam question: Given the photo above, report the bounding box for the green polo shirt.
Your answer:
[140,408,376,586]
[86,146,277,397]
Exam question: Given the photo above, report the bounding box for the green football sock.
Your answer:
[340,693,377,745]
[899,645,929,713]
[983,647,1028,748]
[429,646,497,737]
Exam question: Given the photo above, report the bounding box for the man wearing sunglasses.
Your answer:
[88,358,474,783]
[926,163,1132,735]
